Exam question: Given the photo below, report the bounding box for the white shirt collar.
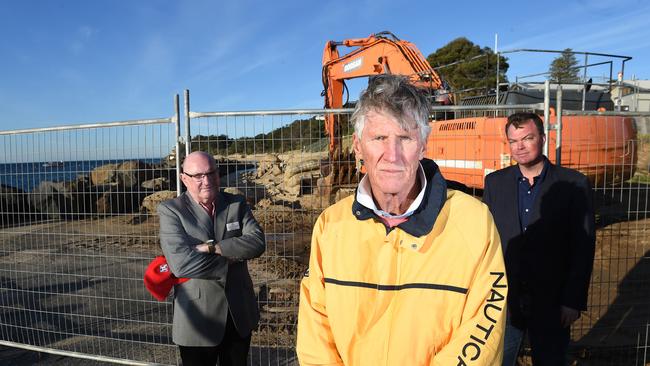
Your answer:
[356,163,427,219]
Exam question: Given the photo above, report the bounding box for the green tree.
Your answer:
[426,37,508,96]
[185,115,338,156]
[549,48,580,83]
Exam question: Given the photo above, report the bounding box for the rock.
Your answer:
[140,190,177,213]
[282,172,319,197]
[256,198,273,209]
[278,151,327,164]
[116,160,155,188]
[95,187,149,214]
[258,154,281,163]
[284,160,320,178]
[141,177,169,190]
[90,163,119,186]
[270,165,283,177]
[28,179,107,219]
[223,187,257,207]
[0,184,31,226]
[284,174,302,189]
[90,160,155,189]
[223,187,245,197]
[335,188,355,202]
[28,181,74,219]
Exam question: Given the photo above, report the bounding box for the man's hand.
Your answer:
[194,241,222,255]
[560,305,581,328]
[194,243,210,253]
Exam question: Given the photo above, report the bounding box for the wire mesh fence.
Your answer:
[186,108,649,366]
[0,106,648,365]
[0,120,181,365]
[186,110,342,366]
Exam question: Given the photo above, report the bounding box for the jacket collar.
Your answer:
[356,163,427,219]
[514,155,550,184]
[181,191,228,239]
[351,158,447,237]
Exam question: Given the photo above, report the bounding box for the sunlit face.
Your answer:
[353,110,425,201]
[181,153,220,205]
[506,120,546,167]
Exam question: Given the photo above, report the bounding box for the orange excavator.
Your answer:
[319,31,638,194]
[319,31,453,197]
[322,31,452,113]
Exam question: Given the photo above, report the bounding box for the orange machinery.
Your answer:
[320,31,637,192]
[430,113,637,189]
[320,31,452,195]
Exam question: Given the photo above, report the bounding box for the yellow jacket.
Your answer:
[297,160,507,366]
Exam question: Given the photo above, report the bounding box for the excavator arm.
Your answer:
[319,31,452,199]
[322,31,450,113]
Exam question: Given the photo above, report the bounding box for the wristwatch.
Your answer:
[205,240,216,254]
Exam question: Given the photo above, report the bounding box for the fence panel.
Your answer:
[187,108,649,366]
[0,119,180,365]
[0,106,647,366]
[568,115,649,366]
[187,110,343,365]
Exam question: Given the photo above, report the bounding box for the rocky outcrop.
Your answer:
[28,178,97,220]
[3,150,329,223]
[21,161,178,220]
[245,152,325,202]
[90,160,157,189]
[140,190,177,213]
[95,188,150,215]
[141,177,170,191]
[0,184,31,227]
[90,163,119,186]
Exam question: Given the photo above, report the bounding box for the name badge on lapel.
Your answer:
[226,222,241,231]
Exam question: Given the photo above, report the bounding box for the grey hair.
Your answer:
[351,74,431,142]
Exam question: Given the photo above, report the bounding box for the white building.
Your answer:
[611,79,650,112]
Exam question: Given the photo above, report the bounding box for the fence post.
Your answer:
[175,93,182,196]
[495,34,499,106]
[556,85,563,166]
[184,89,191,157]
[544,80,550,156]
[582,54,588,111]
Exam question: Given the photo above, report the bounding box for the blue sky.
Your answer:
[1,0,650,131]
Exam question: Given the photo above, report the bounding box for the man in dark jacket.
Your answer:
[483,112,595,366]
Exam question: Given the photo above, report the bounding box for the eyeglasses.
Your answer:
[183,170,217,182]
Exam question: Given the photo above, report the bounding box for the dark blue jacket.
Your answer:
[483,161,595,329]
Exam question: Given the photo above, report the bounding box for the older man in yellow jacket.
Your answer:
[297,75,507,366]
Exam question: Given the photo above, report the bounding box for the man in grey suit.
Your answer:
[158,151,266,366]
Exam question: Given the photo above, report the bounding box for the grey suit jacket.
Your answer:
[157,191,266,346]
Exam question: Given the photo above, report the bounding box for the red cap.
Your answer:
[143,256,189,301]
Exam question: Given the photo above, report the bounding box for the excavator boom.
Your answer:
[322,31,450,130]
[319,31,451,198]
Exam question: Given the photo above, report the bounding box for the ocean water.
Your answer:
[0,159,163,192]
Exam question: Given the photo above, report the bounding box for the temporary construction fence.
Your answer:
[0,114,181,365]
[0,93,648,365]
